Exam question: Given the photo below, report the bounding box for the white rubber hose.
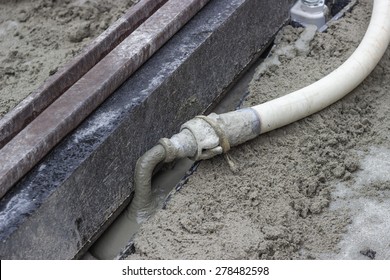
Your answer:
[253,0,390,134]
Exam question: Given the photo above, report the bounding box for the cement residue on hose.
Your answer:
[0,0,138,118]
[130,0,390,259]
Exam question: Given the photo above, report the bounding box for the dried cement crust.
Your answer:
[131,0,390,260]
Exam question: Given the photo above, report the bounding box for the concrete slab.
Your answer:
[0,0,294,259]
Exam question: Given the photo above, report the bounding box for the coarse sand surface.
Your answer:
[0,0,138,118]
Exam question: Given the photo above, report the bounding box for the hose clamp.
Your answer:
[180,114,230,161]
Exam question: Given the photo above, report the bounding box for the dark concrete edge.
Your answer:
[0,0,295,259]
[204,41,275,115]
[0,0,168,149]
[74,194,134,260]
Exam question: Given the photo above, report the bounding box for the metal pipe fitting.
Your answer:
[302,0,322,6]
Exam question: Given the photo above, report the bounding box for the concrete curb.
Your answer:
[0,0,294,259]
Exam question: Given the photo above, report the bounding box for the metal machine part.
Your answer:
[290,0,328,29]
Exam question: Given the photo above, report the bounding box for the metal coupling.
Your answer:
[180,114,231,161]
[158,108,261,162]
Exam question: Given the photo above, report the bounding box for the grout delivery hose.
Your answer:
[130,0,390,228]
[91,0,390,259]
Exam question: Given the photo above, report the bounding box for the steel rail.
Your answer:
[0,0,211,199]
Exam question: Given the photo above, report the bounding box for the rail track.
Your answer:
[0,0,211,199]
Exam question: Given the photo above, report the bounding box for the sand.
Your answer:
[0,0,138,118]
[130,0,390,260]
